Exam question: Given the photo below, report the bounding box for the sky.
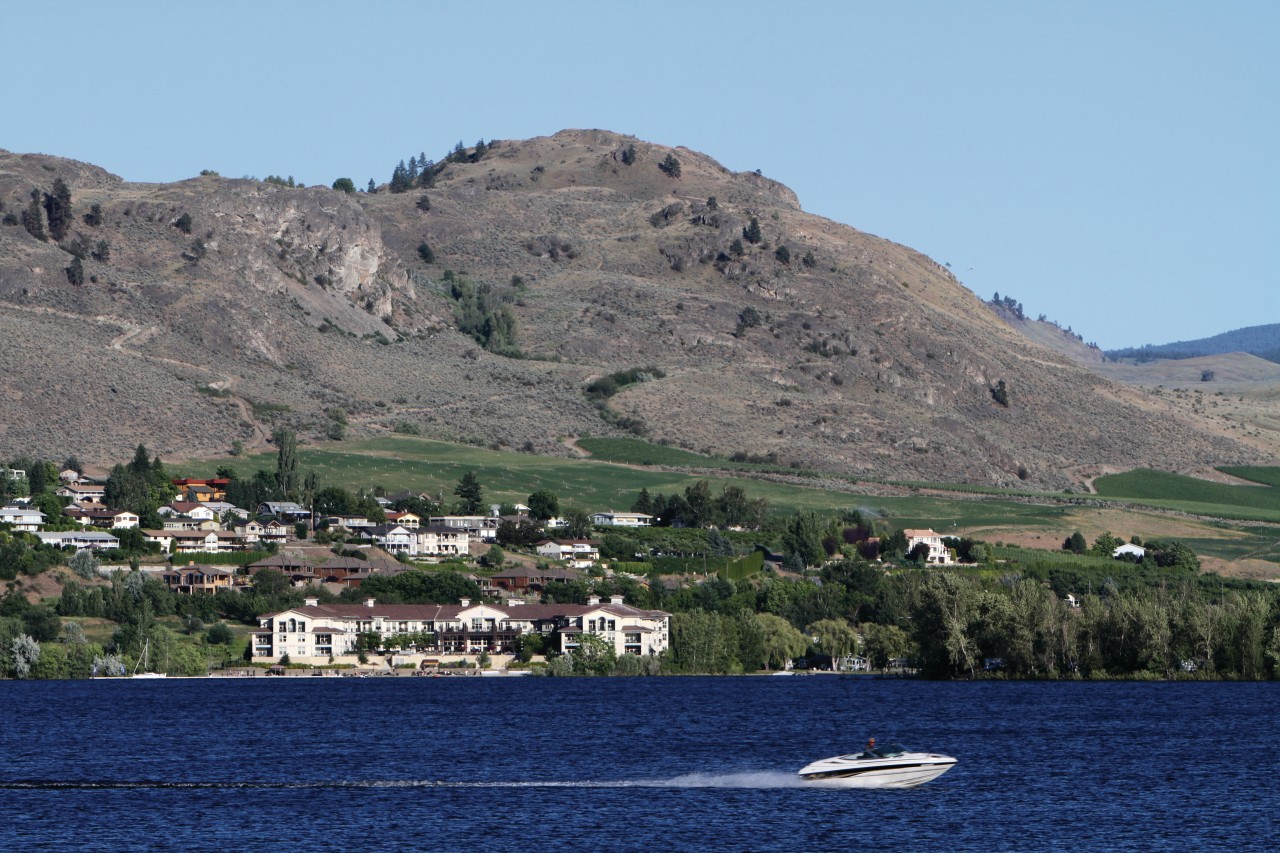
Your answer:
[4,1,1276,350]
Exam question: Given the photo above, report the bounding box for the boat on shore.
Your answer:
[798,742,956,788]
[129,639,167,679]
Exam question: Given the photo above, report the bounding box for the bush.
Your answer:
[332,178,356,193]
[658,154,681,178]
[206,622,235,645]
[173,213,193,234]
[417,242,435,263]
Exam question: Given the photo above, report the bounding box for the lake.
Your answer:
[1,677,1276,851]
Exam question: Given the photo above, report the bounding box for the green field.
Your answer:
[184,436,1065,528]
[1093,469,1280,522]
[575,437,804,475]
[1218,466,1280,488]
[177,438,1280,566]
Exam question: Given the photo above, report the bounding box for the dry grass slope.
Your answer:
[0,132,1262,485]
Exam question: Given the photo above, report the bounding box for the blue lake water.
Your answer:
[1,677,1276,851]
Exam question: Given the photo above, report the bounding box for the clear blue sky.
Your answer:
[5,1,1276,349]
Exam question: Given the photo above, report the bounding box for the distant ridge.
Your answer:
[1106,323,1280,364]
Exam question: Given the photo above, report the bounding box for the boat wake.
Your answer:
[0,772,809,791]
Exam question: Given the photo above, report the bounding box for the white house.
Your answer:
[903,529,954,564]
[416,524,468,559]
[591,510,652,527]
[536,539,601,569]
[0,506,45,531]
[355,524,416,556]
[142,529,244,554]
[252,595,670,664]
[72,508,140,529]
[158,502,218,521]
[429,515,499,542]
[35,530,119,550]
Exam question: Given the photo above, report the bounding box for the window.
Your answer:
[471,618,484,632]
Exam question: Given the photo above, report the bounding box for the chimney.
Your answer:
[459,598,470,607]
[587,594,600,606]
[304,597,319,607]
[364,597,376,607]
[610,595,624,605]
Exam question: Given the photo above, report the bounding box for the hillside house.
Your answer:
[158,502,218,521]
[142,529,244,554]
[162,563,236,594]
[257,501,310,521]
[903,529,954,565]
[56,484,106,504]
[536,539,601,568]
[161,516,221,532]
[430,515,500,542]
[485,565,581,594]
[171,478,229,502]
[67,508,140,529]
[353,523,416,556]
[0,506,45,531]
[260,520,292,544]
[591,510,653,527]
[416,523,468,559]
[35,530,119,550]
[323,515,376,530]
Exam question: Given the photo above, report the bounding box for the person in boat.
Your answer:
[864,737,878,757]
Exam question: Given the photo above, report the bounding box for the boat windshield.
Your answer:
[861,743,907,758]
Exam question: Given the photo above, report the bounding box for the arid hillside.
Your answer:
[0,131,1260,486]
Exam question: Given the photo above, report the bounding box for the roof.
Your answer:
[903,529,941,538]
[164,502,210,513]
[265,600,669,623]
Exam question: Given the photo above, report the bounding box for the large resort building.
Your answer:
[254,595,670,664]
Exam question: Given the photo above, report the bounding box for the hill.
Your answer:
[1105,323,1280,363]
[0,131,1260,487]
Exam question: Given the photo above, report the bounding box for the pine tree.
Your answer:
[743,217,762,245]
[43,178,73,241]
[366,179,376,193]
[659,153,681,178]
[65,256,84,285]
[390,160,411,193]
[83,202,103,227]
[453,471,484,514]
[21,189,46,241]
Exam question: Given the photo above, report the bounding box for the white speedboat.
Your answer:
[797,743,956,788]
